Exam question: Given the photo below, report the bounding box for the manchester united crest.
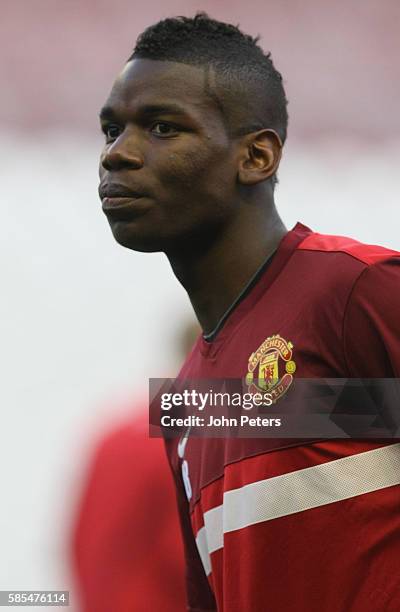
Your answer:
[246,334,296,403]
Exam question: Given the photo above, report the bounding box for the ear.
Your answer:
[238,129,282,186]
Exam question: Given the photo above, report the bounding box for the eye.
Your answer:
[150,122,179,137]
[102,123,122,141]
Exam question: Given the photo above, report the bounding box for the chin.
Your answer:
[109,220,166,253]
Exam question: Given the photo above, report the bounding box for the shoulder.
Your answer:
[286,228,400,323]
[291,228,400,375]
[310,235,400,376]
[294,228,400,301]
[297,229,400,266]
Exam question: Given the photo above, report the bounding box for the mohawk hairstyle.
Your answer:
[129,13,289,148]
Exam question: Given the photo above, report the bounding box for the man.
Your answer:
[98,13,400,612]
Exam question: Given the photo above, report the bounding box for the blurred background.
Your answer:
[1,0,399,609]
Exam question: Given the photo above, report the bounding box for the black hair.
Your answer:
[129,13,288,146]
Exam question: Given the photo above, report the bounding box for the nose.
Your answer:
[100,131,144,172]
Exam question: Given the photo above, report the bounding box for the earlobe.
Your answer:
[238,129,282,186]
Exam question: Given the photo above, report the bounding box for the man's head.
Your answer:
[99,13,288,253]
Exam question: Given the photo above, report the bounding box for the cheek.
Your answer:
[157,145,232,192]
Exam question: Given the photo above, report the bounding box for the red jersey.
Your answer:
[165,223,400,612]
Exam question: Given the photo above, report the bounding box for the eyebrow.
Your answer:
[99,103,192,122]
[99,106,117,121]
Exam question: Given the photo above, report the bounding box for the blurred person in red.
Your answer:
[72,323,199,612]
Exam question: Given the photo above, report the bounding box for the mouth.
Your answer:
[102,195,149,219]
[99,183,150,218]
[99,183,145,199]
[102,194,145,210]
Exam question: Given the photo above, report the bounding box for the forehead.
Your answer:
[104,58,219,118]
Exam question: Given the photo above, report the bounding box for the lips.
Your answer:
[100,182,151,219]
[99,183,145,200]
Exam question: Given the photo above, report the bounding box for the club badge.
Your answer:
[246,334,296,403]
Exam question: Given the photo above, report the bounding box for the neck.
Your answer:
[167,201,287,335]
